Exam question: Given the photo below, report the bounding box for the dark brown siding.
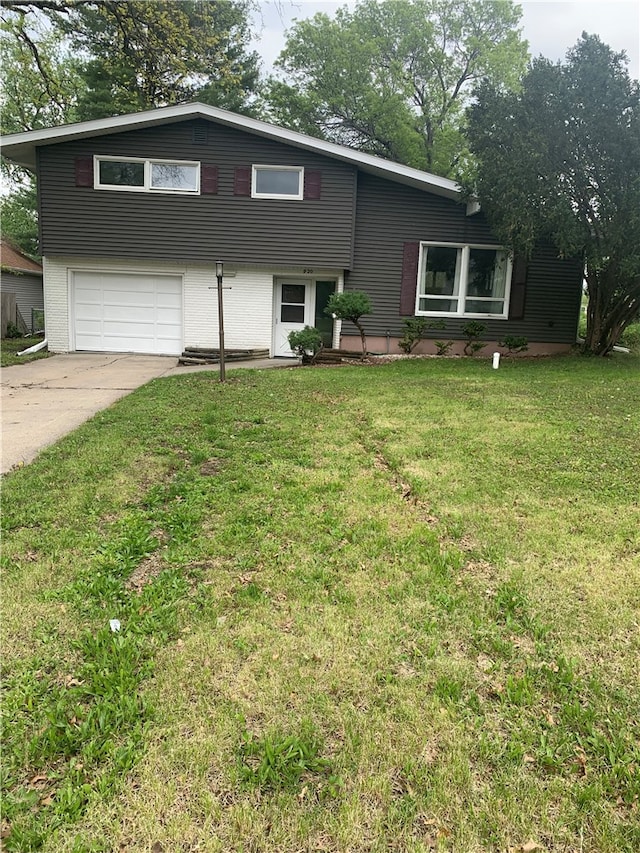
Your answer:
[345,172,583,344]
[38,119,356,268]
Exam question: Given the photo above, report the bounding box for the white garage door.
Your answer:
[73,271,182,355]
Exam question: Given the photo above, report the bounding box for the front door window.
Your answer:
[314,281,336,347]
[280,284,306,323]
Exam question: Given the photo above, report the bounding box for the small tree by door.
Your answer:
[325,291,372,358]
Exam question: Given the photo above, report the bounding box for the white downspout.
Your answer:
[17,339,48,356]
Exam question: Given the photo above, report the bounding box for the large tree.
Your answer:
[264,0,528,177]
[1,1,260,123]
[467,34,640,356]
[0,10,82,254]
[1,0,260,254]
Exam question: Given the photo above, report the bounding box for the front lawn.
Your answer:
[1,355,639,852]
[1,336,49,367]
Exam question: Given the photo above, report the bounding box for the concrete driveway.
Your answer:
[1,352,284,474]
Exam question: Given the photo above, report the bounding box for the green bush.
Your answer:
[462,321,486,356]
[434,339,454,356]
[5,322,22,339]
[621,323,640,353]
[398,317,446,353]
[499,335,529,355]
[288,326,323,362]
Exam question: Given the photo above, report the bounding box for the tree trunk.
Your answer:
[354,319,368,359]
[583,265,640,355]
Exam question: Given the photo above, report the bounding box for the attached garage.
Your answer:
[72,271,183,355]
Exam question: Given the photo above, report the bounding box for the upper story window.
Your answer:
[416,242,512,318]
[251,165,304,200]
[95,156,200,194]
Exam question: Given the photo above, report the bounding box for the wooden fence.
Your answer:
[1,292,17,337]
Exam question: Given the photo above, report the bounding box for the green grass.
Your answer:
[1,354,639,852]
[1,335,50,366]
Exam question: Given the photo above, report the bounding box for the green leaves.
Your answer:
[326,291,372,357]
[287,326,324,360]
[1,1,259,129]
[468,34,640,355]
[266,0,528,178]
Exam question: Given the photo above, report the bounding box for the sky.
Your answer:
[250,0,640,79]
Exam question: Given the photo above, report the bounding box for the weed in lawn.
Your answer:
[238,721,332,791]
[233,580,264,605]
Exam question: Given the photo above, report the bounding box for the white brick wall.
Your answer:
[43,256,343,355]
[183,266,273,351]
[42,256,71,352]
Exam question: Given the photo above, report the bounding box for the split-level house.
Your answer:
[1,103,583,357]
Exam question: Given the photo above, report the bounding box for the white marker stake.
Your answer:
[492,352,501,369]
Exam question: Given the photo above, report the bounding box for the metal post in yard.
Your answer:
[216,260,226,383]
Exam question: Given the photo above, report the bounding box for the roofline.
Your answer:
[1,102,466,203]
[1,263,43,275]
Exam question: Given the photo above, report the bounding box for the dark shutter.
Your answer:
[201,165,218,194]
[234,167,251,196]
[509,255,528,320]
[75,156,93,187]
[399,242,420,315]
[304,170,322,200]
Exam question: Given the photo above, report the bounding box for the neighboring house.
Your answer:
[1,103,583,357]
[0,240,44,335]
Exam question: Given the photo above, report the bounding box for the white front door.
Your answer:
[273,280,311,357]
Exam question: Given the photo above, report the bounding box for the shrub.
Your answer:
[621,323,640,354]
[462,321,486,356]
[434,339,454,356]
[398,317,446,353]
[5,322,21,339]
[499,335,529,355]
[288,326,323,362]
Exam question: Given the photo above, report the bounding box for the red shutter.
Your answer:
[304,170,321,200]
[234,167,251,196]
[508,255,528,320]
[201,165,218,194]
[400,242,420,315]
[75,157,93,187]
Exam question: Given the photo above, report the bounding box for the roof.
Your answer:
[1,102,466,204]
[0,240,42,275]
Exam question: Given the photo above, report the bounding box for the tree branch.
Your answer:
[15,24,66,111]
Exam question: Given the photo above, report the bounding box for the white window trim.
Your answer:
[94,156,201,194]
[415,241,512,320]
[251,164,304,200]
